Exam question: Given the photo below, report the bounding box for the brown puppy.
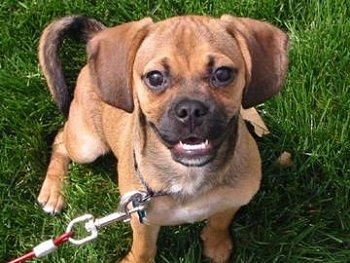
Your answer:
[37,15,288,262]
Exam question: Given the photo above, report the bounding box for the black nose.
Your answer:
[174,99,209,125]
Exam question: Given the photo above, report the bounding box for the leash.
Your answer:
[8,190,150,263]
[10,153,166,262]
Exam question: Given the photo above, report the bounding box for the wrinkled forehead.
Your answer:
[135,16,244,70]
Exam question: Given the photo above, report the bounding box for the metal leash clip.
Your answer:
[66,190,150,246]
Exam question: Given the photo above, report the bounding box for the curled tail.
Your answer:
[38,15,105,116]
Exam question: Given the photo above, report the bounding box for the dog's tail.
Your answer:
[38,15,105,116]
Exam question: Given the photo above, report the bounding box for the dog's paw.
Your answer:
[201,227,233,263]
[37,177,65,215]
[119,252,155,263]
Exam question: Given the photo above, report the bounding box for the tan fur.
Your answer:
[38,15,288,262]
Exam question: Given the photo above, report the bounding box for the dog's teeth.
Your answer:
[180,141,208,151]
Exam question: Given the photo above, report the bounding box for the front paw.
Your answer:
[119,252,155,263]
[37,176,65,215]
[201,227,233,263]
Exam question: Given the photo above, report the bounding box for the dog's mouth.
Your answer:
[171,137,214,166]
[148,109,237,167]
[150,124,219,166]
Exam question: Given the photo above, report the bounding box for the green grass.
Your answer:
[1,0,349,262]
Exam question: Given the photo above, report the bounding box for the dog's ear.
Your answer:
[220,15,289,108]
[87,18,152,112]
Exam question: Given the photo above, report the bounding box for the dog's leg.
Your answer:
[38,96,109,214]
[37,129,70,214]
[121,217,160,263]
[201,207,239,263]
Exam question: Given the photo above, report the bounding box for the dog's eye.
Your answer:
[211,66,236,87]
[144,70,168,90]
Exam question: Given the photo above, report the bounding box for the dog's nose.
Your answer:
[175,99,209,125]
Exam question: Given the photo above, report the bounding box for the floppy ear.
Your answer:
[220,15,289,108]
[87,18,152,112]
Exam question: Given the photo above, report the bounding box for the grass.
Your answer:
[1,0,349,262]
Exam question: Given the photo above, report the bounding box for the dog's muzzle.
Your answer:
[151,98,233,167]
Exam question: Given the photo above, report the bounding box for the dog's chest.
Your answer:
[145,186,239,225]
[167,171,207,196]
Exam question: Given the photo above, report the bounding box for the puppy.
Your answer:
[37,15,288,262]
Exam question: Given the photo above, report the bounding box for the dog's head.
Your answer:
[88,15,288,167]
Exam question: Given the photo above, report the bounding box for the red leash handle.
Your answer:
[7,251,35,263]
[8,231,74,263]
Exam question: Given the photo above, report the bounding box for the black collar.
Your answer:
[133,152,168,198]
